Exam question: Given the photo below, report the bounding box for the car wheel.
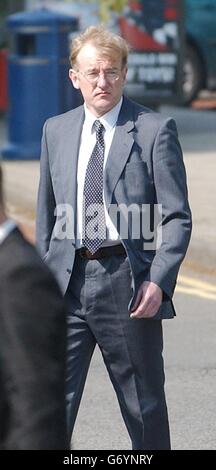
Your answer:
[182,45,203,105]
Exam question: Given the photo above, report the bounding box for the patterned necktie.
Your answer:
[82,120,106,253]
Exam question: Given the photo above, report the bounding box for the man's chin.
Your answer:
[94,97,114,113]
[96,94,118,107]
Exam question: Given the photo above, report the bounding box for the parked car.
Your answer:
[183,0,216,104]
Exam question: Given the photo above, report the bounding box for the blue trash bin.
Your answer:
[2,8,80,160]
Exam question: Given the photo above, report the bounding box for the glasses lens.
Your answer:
[106,71,119,82]
[83,70,119,83]
[86,72,99,83]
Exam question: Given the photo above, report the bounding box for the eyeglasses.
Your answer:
[75,68,121,84]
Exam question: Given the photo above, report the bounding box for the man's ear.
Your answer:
[69,69,80,89]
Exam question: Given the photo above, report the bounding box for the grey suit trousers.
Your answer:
[65,252,170,450]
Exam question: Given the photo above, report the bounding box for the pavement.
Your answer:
[0,104,216,276]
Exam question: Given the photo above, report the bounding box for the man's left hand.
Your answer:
[130,281,162,319]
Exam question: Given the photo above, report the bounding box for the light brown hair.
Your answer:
[69,25,130,69]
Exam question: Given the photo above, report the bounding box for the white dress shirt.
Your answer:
[76,97,123,249]
[0,219,16,245]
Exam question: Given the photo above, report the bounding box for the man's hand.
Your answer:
[130,281,162,319]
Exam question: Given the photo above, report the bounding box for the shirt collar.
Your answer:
[0,218,17,245]
[84,97,123,133]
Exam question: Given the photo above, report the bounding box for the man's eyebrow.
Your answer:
[86,66,119,71]
[85,67,98,72]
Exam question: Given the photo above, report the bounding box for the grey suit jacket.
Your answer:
[36,96,192,319]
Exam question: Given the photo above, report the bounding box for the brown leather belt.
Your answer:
[77,244,126,260]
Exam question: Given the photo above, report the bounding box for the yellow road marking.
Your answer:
[176,275,216,300]
[176,285,216,300]
[178,275,216,292]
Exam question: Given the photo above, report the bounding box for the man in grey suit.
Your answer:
[36,26,192,449]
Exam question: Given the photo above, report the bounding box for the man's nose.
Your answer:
[97,73,108,86]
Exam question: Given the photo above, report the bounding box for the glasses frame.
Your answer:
[73,68,122,84]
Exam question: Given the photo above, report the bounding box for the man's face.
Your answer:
[69,43,127,117]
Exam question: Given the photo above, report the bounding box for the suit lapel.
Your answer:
[60,98,136,211]
[61,106,84,208]
[104,97,135,208]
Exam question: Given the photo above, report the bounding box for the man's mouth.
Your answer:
[95,91,109,96]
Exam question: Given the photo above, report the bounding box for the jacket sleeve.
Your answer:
[149,117,192,298]
[36,120,56,258]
